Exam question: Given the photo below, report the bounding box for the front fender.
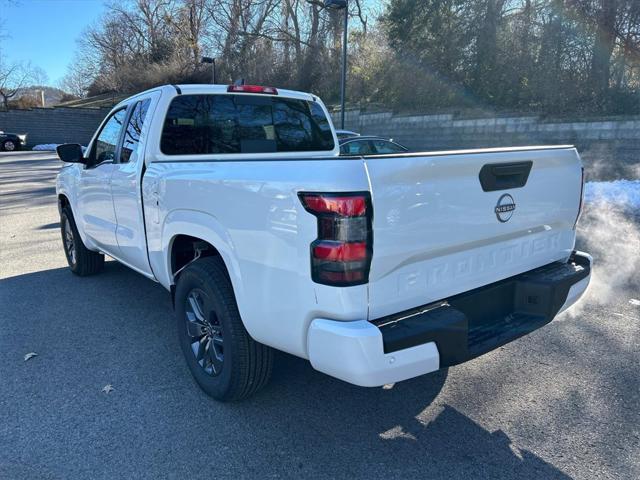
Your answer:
[56,165,97,250]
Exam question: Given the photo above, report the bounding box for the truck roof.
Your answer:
[114,84,317,110]
[175,84,316,101]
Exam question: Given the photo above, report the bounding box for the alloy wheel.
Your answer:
[63,217,76,265]
[185,288,224,376]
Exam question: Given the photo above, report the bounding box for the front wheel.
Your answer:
[175,256,273,401]
[60,207,104,276]
[2,139,17,151]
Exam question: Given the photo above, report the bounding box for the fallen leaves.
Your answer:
[23,352,38,362]
[23,352,117,396]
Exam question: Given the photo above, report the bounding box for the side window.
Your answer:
[372,140,406,154]
[342,140,374,155]
[93,109,127,165]
[121,99,151,163]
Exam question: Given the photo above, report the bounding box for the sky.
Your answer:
[1,0,107,86]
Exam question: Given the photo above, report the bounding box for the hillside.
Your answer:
[14,86,71,107]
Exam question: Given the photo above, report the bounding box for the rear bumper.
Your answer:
[307,251,591,387]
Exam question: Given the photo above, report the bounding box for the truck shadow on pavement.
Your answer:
[0,261,571,479]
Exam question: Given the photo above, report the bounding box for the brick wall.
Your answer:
[334,110,640,180]
[0,107,111,148]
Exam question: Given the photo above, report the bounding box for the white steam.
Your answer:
[569,183,640,316]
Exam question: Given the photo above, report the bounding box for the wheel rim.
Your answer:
[63,217,76,265]
[4,141,15,151]
[185,288,224,376]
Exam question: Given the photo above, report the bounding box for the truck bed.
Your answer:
[143,145,583,357]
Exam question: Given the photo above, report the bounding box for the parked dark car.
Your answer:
[339,135,408,155]
[0,131,27,151]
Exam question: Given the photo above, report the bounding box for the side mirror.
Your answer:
[56,144,87,164]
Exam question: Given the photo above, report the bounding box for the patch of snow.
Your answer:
[32,144,87,153]
[32,144,60,151]
[584,180,640,211]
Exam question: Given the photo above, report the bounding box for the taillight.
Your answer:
[299,192,373,286]
[227,84,278,95]
[573,167,585,229]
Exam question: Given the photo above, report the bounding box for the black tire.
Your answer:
[175,256,273,401]
[60,206,104,276]
[2,139,18,151]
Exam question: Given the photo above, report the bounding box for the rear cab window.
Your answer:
[160,94,335,155]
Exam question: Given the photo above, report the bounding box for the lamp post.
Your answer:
[325,0,348,130]
[201,56,217,84]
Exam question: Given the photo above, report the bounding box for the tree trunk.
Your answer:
[298,3,320,92]
[590,0,618,100]
[537,0,565,111]
[474,0,501,100]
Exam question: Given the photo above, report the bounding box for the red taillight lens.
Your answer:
[313,242,367,262]
[302,195,366,217]
[227,84,278,95]
[299,192,372,287]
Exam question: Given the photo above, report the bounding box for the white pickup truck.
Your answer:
[56,84,591,401]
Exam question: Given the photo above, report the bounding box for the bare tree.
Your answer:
[0,56,39,110]
[60,0,640,114]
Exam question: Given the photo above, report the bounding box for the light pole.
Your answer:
[201,56,217,84]
[325,0,348,130]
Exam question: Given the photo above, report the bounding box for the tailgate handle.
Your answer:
[479,161,532,192]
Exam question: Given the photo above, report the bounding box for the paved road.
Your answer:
[1,151,638,479]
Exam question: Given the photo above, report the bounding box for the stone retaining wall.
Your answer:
[334,110,640,180]
[0,107,110,148]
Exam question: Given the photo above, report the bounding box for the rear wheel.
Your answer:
[60,206,104,276]
[175,256,273,401]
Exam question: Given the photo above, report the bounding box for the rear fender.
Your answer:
[159,209,247,323]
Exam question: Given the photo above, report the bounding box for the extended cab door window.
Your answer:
[91,108,127,166]
[121,99,151,163]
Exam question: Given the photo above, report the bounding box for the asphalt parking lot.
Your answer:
[1,151,638,479]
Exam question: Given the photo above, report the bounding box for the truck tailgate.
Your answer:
[365,146,583,320]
